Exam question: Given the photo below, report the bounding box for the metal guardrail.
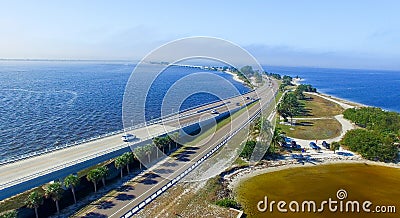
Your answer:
[121,105,263,218]
[0,90,255,166]
[0,108,239,189]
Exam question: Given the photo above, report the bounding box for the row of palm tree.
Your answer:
[153,133,179,156]
[131,133,180,166]
[25,166,108,218]
[86,166,108,193]
[24,133,181,218]
[26,180,65,218]
[114,152,134,178]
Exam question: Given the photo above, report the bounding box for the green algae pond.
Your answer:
[235,163,400,218]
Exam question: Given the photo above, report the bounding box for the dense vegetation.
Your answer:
[341,129,398,162]
[294,84,317,99]
[265,72,281,80]
[279,75,294,91]
[239,140,256,159]
[277,92,301,123]
[341,107,400,162]
[240,65,262,84]
[343,107,400,135]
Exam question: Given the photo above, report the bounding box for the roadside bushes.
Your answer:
[239,140,256,159]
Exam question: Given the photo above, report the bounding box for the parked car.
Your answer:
[337,152,354,156]
[309,142,321,150]
[122,134,136,142]
[291,141,301,149]
[322,141,330,149]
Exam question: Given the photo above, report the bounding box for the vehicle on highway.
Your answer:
[322,141,330,149]
[122,134,136,142]
[210,109,219,114]
[309,142,321,150]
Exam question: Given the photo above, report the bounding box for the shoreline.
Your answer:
[226,157,400,191]
[292,77,367,108]
[224,70,245,84]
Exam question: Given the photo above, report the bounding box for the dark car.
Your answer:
[291,141,301,149]
[322,141,330,149]
[309,142,321,150]
[337,152,354,156]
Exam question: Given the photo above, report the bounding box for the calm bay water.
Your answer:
[0,61,248,159]
[236,163,400,218]
[1,62,399,159]
[265,66,400,112]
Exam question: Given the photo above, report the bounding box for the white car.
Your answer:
[210,109,219,114]
[122,134,136,142]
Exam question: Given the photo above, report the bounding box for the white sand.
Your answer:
[224,70,245,84]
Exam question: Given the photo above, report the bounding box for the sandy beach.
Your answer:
[224,70,244,84]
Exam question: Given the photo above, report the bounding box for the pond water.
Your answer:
[236,163,400,218]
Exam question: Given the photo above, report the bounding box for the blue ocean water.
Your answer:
[0,61,248,159]
[265,66,400,113]
[1,62,399,159]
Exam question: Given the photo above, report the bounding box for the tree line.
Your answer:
[341,107,400,162]
[343,107,400,135]
[20,133,180,218]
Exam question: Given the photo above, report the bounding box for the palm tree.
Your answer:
[123,152,134,173]
[43,182,64,214]
[86,169,102,192]
[165,135,173,153]
[115,156,126,179]
[170,132,180,148]
[134,147,144,170]
[153,137,163,158]
[271,127,285,152]
[64,174,80,204]
[331,141,340,154]
[98,166,108,187]
[144,144,152,163]
[26,191,43,218]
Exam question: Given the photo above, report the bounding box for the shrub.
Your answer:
[216,198,240,209]
[0,210,17,218]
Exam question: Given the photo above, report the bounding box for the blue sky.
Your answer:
[1,0,400,70]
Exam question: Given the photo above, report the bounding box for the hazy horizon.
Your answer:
[1,1,400,70]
